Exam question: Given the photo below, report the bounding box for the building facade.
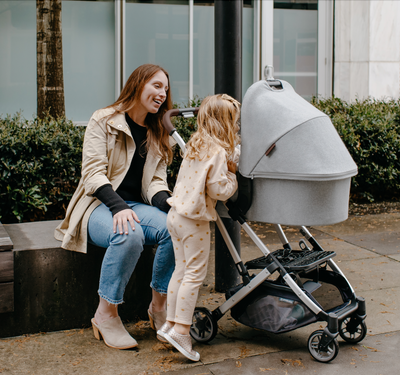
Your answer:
[0,0,399,123]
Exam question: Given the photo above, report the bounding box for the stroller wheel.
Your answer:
[339,318,367,343]
[190,307,218,343]
[307,330,339,363]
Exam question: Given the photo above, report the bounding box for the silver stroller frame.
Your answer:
[162,108,367,363]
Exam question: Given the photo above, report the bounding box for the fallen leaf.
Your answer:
[281,359,304,367]
[236,361,242,368]
[362,345,381,352]
[238,346,250,358]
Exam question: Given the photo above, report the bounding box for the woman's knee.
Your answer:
[110,225,145,249]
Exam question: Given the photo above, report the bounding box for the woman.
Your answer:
[54,64,175,349]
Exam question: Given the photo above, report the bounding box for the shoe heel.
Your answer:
[92,320,102,341]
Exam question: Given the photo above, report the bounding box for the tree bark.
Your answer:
[37,0,65,119]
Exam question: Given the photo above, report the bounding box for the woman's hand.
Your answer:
[113,209,140,235]
[227,160,237,174]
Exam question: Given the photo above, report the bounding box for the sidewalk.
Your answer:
[0,212,399,375]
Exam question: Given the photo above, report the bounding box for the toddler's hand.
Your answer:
[227,160,237,174]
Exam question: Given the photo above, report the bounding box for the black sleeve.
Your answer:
[151,190,171,213]
[93,184,130,216]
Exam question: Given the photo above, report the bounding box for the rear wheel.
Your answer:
[190,307,218,343]
[339,318,367,343]
[308,330,339,363]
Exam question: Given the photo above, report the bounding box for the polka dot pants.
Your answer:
[166,207,211,326]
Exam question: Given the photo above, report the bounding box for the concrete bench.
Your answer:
[0,223,13,315]
[0,221,154,338]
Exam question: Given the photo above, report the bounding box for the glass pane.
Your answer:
[273,1,318,101]
[194,1,254,101]
[242,4,254,99]
[0,1,36,118]
[193,4,214,99]
[62,0,115,122]
[126,2,189,105]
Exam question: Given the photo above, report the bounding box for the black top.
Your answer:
[93,113,171,215]
[116,113,148,203]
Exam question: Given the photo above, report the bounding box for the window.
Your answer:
[273,0,318,100]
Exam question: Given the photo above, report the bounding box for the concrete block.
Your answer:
[0,223,12,251]
[0,281,13,314]
[0,221,155,338]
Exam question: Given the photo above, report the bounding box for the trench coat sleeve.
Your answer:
[146,158,171,204]
[81,118,113,196]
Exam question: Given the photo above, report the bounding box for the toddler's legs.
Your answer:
[173,220,211,334]
[166,210,211,332]
[166,210,185,329]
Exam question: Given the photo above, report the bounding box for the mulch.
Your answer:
[349,200,400,216]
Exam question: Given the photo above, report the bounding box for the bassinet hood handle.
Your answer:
[264,65,283,90]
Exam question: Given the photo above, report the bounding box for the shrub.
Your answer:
[1,96,399,223]
[0,113,85,223]
[168,98,202,189]
[312,97,400,201]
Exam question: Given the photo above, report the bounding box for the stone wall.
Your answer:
[334,0,400,101]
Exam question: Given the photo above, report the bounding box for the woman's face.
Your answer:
[139,70,169,114]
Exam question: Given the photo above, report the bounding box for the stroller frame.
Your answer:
[163,108,367,363]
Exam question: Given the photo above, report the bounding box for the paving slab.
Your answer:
[0,213,399,374]
[313,213,400,256]
[313,213,400,235]
[166,331,400,375]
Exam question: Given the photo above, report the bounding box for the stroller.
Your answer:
[162,73,366,363]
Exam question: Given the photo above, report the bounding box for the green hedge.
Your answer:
[0,113,85,223]
[1,97,399,223]
[312,97,400,201]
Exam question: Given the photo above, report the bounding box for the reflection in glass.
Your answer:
[0,1,36,117]
[273,1,318,101]
[242,5,254,99]
[62,0,115,121]
[193,4,214,99]
[126,2,189,105]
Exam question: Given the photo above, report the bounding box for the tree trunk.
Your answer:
[37,0,65,119]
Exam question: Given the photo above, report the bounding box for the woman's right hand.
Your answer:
[113,209,140,235]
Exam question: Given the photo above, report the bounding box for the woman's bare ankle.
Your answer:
[149,289,167,313]
[94,298,118,324]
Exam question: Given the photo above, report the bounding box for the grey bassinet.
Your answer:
[239,79,357,226]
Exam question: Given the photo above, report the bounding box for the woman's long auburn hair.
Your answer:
[185,94,241,161]
[107,64,174,164]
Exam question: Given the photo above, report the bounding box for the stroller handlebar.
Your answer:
[163,108,199,136]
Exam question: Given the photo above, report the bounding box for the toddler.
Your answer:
[157,94,241,361]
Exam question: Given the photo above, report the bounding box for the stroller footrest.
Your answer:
[245,249,336,272]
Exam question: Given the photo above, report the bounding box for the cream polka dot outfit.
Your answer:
[166,146,238,325]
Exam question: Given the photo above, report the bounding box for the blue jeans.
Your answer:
[88,202,175,305]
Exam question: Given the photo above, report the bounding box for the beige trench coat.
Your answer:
[54,107,172,253]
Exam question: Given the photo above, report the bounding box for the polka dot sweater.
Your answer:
[167,146,238,221]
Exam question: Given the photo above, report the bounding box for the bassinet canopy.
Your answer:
[239,79,357,226]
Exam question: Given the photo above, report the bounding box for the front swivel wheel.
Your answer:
[308,330,339,363]
[339,318,367,343]
[190,307,218,343]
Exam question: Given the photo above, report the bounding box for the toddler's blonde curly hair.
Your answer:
[185,94,241,160]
